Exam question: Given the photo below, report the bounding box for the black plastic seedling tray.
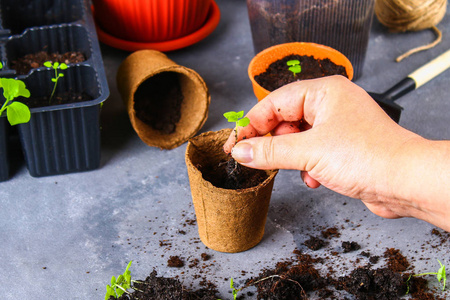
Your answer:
[0,0,109,180]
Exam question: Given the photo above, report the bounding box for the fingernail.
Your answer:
[231,142,253,163]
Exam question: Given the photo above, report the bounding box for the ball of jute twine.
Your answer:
[375,0,447,62]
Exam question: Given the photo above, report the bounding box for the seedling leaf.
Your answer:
[437,260,446,290]
[237,117,250,127]
[286,59,301,77]
[289,65,301,74]
[287,59,300,66]
[6,101,31,125]
[43,61,53,68]
[224,111,243,123]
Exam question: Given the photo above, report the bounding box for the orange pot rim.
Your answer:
[248,42,354,101]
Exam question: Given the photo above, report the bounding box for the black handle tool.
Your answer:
[368,49,450,123]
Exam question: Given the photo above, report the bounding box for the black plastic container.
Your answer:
[0,0,109,179]
[246,0,375,80]
[0,117,8,181]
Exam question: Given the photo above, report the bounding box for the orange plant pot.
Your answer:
[248,42,354,101]
[93,0,212,43]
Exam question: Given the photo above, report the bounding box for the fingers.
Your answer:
[224,79,312,153]
[223,76,351,153]
[301,171,321,189]
[230,130,320,170]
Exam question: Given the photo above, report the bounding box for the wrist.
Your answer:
[388,136,450,230]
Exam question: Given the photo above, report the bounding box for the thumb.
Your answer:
[231,132,318,171]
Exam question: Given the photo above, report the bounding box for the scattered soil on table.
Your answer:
[200,157,269,189]
[116,215,447,300]
[167,256,184,268]
[384,248,410,272]
[342,241,361,253]
[11,51,86,75]
[303,235,327,251]
[254,54,348,92]
[134,72,183,135]
[115,270,219,300]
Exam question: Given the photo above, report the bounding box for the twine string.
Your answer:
[375,0,447,62]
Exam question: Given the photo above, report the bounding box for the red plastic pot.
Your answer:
[93,0,212,43]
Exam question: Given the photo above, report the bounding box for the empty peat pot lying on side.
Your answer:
[117,49,210,150]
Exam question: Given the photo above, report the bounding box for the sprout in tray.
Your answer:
[0,62,31,126]
[44,61,68,104]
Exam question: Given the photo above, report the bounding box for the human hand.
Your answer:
[223,76,426,221]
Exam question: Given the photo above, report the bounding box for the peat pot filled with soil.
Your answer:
[248,42,353,101]
[185,129,278,253]
[117,50,210,150]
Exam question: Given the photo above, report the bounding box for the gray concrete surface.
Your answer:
[1,0,450,299]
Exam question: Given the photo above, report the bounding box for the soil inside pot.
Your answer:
[254,54,348,92]
[11,51,86,75]
[20,91,92,108]
[200,157,269,190]
[134,72,183,135]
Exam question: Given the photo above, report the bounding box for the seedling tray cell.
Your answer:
[4,25,92,74]
[0,0,83,35]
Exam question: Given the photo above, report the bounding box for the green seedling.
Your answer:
[105,261,133,300]
[230,278,242,300]
[223,110,250,144]
[287,59,301,77]
[406,259,447,294]
[0,63,31,125]
[44,61,67,104]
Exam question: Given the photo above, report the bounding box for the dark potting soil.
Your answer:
[342,241,361,253]
[20,91,92,108]
[254,54,348,92]
[201,157,269,190]
[11,51,86,75]
[243,237,441,300]
[114,270,219,300]
[134,72,184,135]
[112,219,446,300]
[167,255,184,268]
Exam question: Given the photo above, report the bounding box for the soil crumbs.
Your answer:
[112,220,447,300]
[255,54,348,92]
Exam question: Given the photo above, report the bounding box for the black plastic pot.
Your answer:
[0,0,109,179]
[0,117,8,181]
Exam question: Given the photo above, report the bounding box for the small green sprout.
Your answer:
[230,278,242,300]
[287,59,301,77]
[223,110,250,144]
[0,62,31,125]
[44,61,67,104]
[406,259,447,294]
[105,261,133,300]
